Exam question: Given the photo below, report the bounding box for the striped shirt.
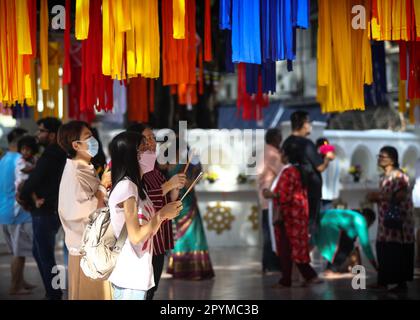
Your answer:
[142,168,174,255]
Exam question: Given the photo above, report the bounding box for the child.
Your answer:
[15,136,44,212]
[316,137,337,212]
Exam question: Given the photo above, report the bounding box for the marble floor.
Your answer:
[0,245,419,300]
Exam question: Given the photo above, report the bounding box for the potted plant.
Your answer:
[204,171,218,184]
[236,173,248,184]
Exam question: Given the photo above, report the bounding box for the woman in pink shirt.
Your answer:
[258,128,283,274]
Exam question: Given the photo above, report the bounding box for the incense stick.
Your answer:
[183,156,192,174]
[183,148,198,174]
[180,172,204,202]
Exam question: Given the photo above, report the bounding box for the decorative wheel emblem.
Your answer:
[204,202,235,235]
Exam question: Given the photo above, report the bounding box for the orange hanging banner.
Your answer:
[28,0,36,58]
[162,0,196,86]
[128,76,149,122]
[199,41,204,95]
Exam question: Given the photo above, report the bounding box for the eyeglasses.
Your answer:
[376,154,390,159]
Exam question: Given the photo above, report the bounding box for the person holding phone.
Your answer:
[126,122,187,299]
[108,131,182,300]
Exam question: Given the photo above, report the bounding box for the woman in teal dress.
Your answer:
[314,208,378,274]
[165,161,215,280]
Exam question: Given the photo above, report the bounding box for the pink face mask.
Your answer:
[139,151,157,174]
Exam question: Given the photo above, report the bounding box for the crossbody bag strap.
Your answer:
[113,224,128,253]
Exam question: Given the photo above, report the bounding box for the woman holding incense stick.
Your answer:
[126,122,187,299]
[163,137,215,280]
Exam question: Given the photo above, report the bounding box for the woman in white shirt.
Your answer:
[108,131,182,300]
[57,121,111,300]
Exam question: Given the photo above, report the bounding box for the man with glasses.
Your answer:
[282,111,335,245]
[20,117,67,300]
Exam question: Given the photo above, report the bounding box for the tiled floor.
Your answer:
[1,246,419,300]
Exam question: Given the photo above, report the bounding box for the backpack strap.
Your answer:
[113,224,128,253]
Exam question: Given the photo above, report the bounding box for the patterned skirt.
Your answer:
[167,203,215,280]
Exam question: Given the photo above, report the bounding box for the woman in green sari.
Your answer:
[164,153,214,280]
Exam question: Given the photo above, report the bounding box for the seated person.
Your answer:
[314,208,378,275]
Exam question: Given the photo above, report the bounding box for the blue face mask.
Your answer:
[79,136,99,158]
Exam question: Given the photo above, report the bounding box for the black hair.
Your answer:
[361,208,376,226]
[316,137,329,149]
[380,146,400,169]
[109,131,146,200]
[265,128,282,146]
[291,110,309,131]
[7,128,27,144]
[282,141,308,188]
[126,122,150,136]
[57,121,90,158]
[90,127,107,177]
[17,135,39,155]
[37,117,62,134]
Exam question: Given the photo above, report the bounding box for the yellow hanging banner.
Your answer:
[16,0,32,55]
[415,0,420,37]
[75,0,90,40]
[102,0,112,76]
[399,80,407,113]
[173,0,185,39]
[317,0,372,113]
[40,0,49,90]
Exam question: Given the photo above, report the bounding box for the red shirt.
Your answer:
[274,165,310,264]
[142,168,174,255]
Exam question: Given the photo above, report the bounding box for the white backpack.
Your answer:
[79,206,127,280]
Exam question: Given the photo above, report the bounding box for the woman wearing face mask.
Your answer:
[108,131,182,300]
[126,123,186,300]
[57,121,112,300]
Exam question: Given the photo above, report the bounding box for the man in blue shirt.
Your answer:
[0,128,35,295]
